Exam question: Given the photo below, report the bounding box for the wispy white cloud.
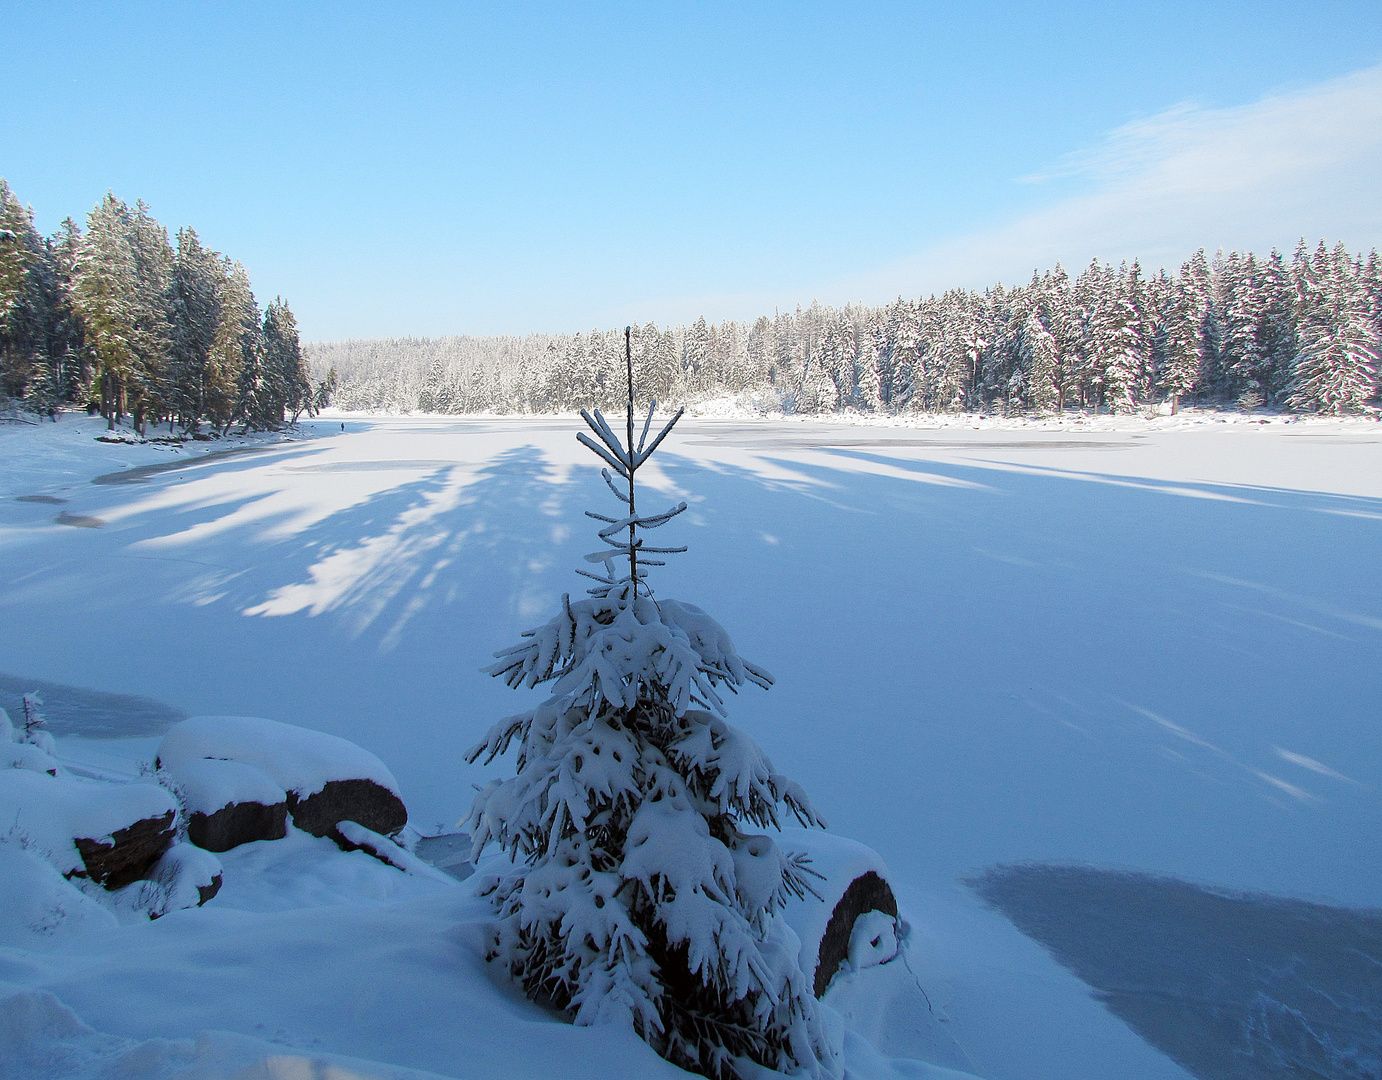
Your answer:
[827,64,1382,301]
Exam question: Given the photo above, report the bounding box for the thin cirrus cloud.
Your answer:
[823,62,1382,304]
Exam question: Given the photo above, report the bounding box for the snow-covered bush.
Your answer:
[466,342,839,1080]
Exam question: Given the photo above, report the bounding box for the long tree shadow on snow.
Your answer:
[211,446,594,646]
[970,865,1382,1080]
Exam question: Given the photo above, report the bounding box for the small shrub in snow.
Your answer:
[466,335,839,1080]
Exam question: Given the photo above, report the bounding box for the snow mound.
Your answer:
[4,742,60,775]
[0,988,463,1080]
[0,846,118,948]
[158,715,400,799]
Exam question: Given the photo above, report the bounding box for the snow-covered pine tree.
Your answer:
[168,227,223,432]
[0,180,50,402]
[1287,242,1379,414]
[1019,307,1059,413]
[856,318,883,413]
[465,329,839,1080]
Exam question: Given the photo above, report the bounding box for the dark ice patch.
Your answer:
[414,832,474,880]
[15,495,67,504]
[91,445,273,485]
[970,865,1382,1080]
[54,511,103,528]
[0,674,187,738]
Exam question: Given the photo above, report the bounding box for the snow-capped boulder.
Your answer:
[72,814,178,891]
[778,828,900,997]
[163,757,288,852]
[146,842,223,914]
[0,769,177,889]
[157,716,407,846]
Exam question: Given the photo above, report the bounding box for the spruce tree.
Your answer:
[0,180,50,401]
[1256,250,1297,405]
[466,331,839,1080]
[1019,307,1059,413]
[1288,243,1379,413]
[41,218,89,407]
[167,228,223,431]
[263,297,312,423]
[73,195,140,426]
[124,200,176,432]
[206,260,258,431]
[1157,256,1206,410]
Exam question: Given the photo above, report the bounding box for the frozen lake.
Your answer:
[1,411,1379,1079]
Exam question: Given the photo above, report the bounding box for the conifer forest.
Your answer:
[0,180,318,434]
[312,242,1381,419]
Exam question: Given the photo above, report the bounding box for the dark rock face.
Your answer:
[287,779,407,844]
[198,873,223,905]
[72,811,176,890]
[813,871,898,998]
[186,799,288,853]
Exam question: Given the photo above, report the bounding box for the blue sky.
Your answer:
[3,2,1381,340]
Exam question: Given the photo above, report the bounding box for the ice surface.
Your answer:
[0,674,186,738]
[412,832,475,880]
[0,411,1380,1078]
[971,866,1382,1080]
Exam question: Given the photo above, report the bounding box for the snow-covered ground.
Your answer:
[1,409,1379,1080]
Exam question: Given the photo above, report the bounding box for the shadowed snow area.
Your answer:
[1,412,1381,1079]
[970,866,1382,1080]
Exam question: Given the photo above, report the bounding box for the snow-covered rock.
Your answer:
[147,842,224,914]
[336,821,456,883]
[163,757,288,852]
[0,769,177,888]
[778,828,899,997]
[157,716,407,843]
[848,909,900,970]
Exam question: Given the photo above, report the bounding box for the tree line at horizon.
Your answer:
[311,240,1381,418]
[0,180,323,434]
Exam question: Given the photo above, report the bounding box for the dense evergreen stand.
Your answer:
[466,329,840,1080]
[0,180,325,433]
[314,242,1382,418]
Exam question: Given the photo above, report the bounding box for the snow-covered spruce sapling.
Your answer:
[465,329,839,1080]
[20,693,56,755]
